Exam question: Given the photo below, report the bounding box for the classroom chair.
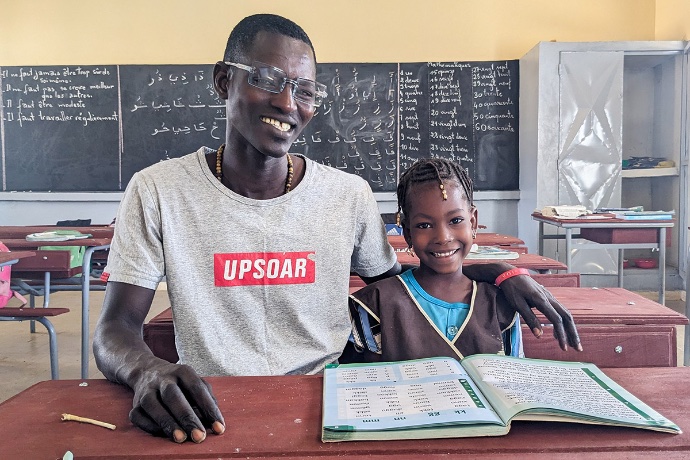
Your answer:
[0,305,70,379]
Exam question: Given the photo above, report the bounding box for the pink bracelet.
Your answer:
[494,268,531,287]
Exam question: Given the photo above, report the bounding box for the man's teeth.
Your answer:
[432,249,458,257]
[261,117,291,132]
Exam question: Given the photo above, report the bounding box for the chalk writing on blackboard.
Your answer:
[471,61,519,190]
[1,66,120,191]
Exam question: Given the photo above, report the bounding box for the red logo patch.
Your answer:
[214,252,316,286]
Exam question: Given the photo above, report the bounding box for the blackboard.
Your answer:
[0,66,120,191]
[0,61,518,192]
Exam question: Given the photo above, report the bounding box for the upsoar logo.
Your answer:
[214,252,316,286]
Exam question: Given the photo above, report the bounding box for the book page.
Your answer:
[462,355,678,429]
[323,357,504,432]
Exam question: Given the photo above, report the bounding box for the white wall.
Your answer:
[0,193,121,225]
[2,191,520,237]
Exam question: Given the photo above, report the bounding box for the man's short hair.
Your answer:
[224,14,316,63]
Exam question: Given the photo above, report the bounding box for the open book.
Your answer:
[322,355,680,442]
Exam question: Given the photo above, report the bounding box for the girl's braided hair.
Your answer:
[396,158,473,226]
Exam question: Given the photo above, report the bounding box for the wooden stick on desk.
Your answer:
[61,413,116,430]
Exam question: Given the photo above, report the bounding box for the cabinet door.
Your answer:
[558,51,624,274]
[558,51,624,210]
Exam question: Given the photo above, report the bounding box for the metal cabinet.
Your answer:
[518,41,689,286]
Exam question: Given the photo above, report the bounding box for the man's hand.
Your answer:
[500,274,582,351]
[94,281,225,443]
[128,361,225,443]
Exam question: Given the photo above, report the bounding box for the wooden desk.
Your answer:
[144,286,684,368]
[0,250,36,266]
[2,236,111,379]
[143,307,178,364]
[0,250,68,379]
[0,225,114,239]
[523,287,688,367]
[532,212,674,304]
[1,368,688,458]
[396,251,567,273]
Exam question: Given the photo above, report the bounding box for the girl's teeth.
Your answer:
[261,117,291,132]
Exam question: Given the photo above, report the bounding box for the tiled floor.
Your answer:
[0,288,687,404]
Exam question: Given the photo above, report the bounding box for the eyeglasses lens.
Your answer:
[249,63,324,107]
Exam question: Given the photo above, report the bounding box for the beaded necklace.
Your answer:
[215,144,294,194]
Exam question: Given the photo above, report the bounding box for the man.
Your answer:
[94,13,580,444]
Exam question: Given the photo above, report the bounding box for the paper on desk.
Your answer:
[25,231,91,242]
[540,205,591,218]
[467,244,520,260]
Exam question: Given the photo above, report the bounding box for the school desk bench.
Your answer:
[0,250,70,379]
[2,232,112,379]
[140,280,690,370]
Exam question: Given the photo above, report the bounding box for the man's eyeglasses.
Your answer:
[225,61,327,108]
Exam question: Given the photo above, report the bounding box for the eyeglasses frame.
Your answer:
[224,61,327,108]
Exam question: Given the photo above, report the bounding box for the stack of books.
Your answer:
[613,210,675,221]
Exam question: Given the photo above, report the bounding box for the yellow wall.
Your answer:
[0,0,667,66]
[656,0,690,39]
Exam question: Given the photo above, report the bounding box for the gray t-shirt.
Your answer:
[105,147,396,376]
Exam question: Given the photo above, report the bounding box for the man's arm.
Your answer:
[93,281,225,443]
[359,261,406,284]
[464,262,582,352]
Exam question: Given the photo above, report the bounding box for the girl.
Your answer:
[341,158,522,363]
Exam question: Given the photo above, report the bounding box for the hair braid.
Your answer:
[396,158,473,226]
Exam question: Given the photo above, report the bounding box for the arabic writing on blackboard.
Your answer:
[0,61,518,192]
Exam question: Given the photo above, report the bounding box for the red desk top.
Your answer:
[531,212,675,227]
[0,251,36,265]
[396,250,567,271]
[1,237,112,249]
[1,368,688,458]
[538,287,688,326]
[0,225,114,239]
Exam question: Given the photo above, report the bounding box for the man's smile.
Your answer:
[261,116,292,132]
